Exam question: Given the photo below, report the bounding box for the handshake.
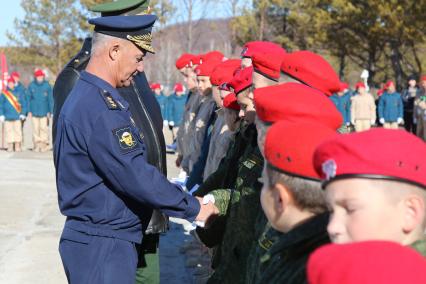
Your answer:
[194,196,219,228]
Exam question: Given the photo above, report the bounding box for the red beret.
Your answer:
[308,241,426,284]
[34,69,45,77]
[339,82,349,92]
[314,128,426,189]
[422,75,426,82]
[7,77,15,84]
[265,121,338,180]
[355,82,365,90]
[385,80,395,89]
[11,71,20,78]
[190,54,202,66]
[252,48,286,80]
[210,59,241,86]
[174,83,184,93]
[228,66,253,95]
[377,88,384,96]
[223,93,240,111]
[280,51,340,96]
[195,60,222,77]
[150,83,161,90]
[241,41,283,58]
[175,53,194,70]
[254,83,343,130]
[201,51,224,64]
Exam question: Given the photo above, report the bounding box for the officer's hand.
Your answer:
[379,118,385,124]
[175,155,183,168]
[195,197,219,227]
[0,115,5,123]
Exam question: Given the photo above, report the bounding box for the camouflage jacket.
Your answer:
[256,213,330,284]
[208,124,264,284]
[194,123,254,248]
[246,221,282,284]
[410,238,426,257]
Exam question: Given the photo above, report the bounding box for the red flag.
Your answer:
[1,53,8,91]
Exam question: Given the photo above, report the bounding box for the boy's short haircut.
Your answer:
[266,165,327,214]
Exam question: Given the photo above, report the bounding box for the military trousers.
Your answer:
[383,122,399,129]
[32,116,49,144]
[354,119,371,132]
[4,120,22,143]
[59,228,138,284]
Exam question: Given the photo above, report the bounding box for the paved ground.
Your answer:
[0,145,196,284]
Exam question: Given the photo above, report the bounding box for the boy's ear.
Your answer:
[273,183,292,216]
[402,194,425,234]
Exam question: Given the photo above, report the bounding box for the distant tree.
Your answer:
[7,0,82,75]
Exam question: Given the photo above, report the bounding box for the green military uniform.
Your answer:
[89,1,159,283]
[206,124,264,284]
[410,238,426,257]
[256,213,330,284]
[194,123,254,248]
[245,221,282,284]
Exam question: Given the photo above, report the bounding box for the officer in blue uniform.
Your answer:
[54,15,218,284]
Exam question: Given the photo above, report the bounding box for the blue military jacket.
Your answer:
[0,87,27,120]
[154,92,168,119]
[28,80,53,117]
[330,93,351,124]
[54,71,200,244]
[378,92,404,122]
[166,93,187,126]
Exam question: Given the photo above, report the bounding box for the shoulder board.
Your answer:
[100,89,120,110]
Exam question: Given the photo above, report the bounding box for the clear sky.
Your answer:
[0,1,25,46]
[0,0,236,46]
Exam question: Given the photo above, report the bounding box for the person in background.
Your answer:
[378,80,404,129]
[350,82,376,132]
[27,69,53,152]
[0,77,27,152]
[415,75,426,141]
[402,75,421,134]
[166,83,187,144]
[330,82,351,133]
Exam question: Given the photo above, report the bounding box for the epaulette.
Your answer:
[100,89,120,110]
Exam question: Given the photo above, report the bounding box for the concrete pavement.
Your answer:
[0,148,198,284]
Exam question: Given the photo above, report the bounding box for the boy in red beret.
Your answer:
[378,80,404,129]
[314,128,426,256]
[350,82,376,132]
[256,121,338,283]
[175,53,203,172]
[307,241,426,284]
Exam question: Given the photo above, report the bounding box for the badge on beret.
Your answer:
[241,47,248,57]
[322,159,337,180]
[113,126,139,153]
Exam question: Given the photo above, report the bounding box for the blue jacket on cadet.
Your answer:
[378,91,404,122]
[14,82,28,115]
[154,91,168,119]
[166,92,187,126]
[54,71,200,244]
[0,87,27,121]
[27,79,53,117]
[330,93,351,124]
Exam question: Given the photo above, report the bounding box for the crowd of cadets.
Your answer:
[169,42,426,283]
[330,76,426,139]
[0,69,53,152]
